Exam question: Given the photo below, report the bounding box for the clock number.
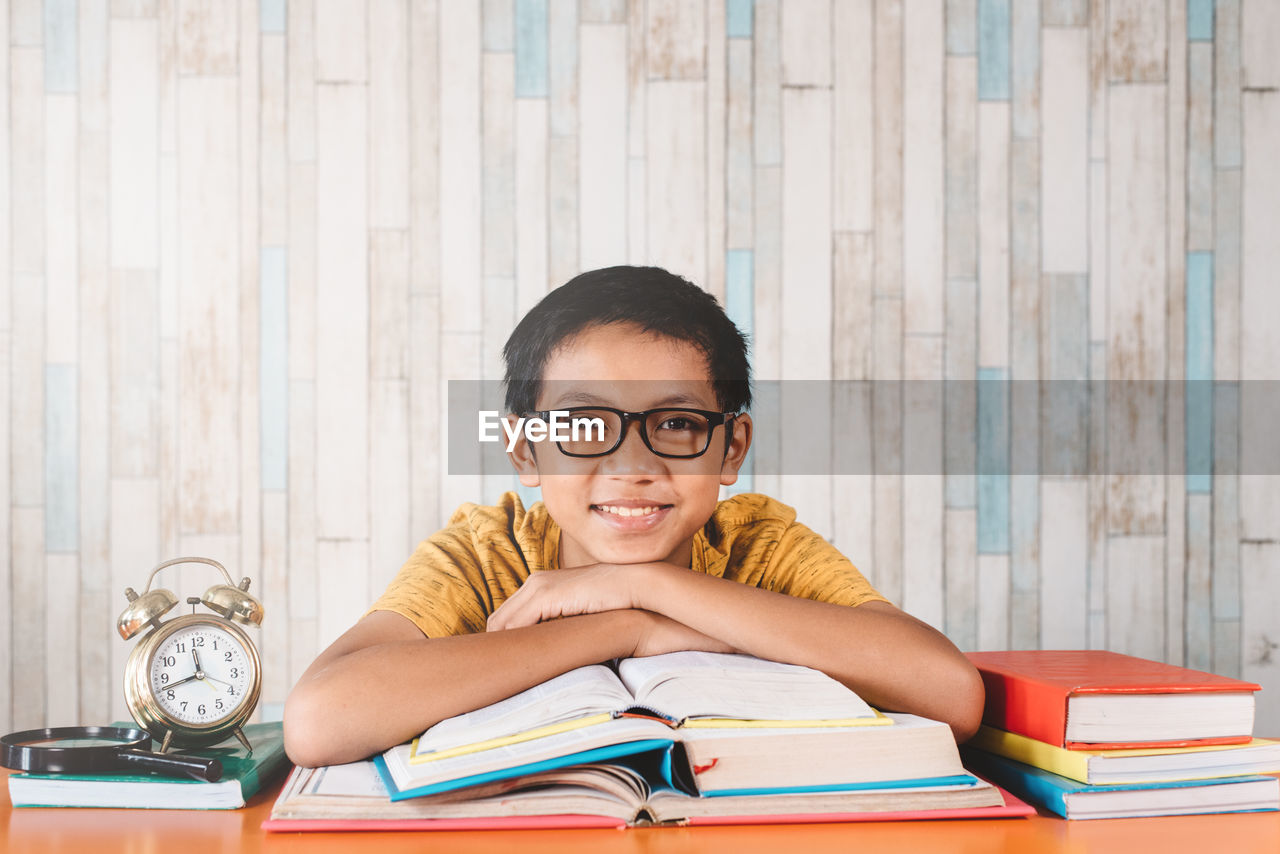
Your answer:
[161,655,176,667]
[230,667,239,679]
[176,642,186,653]
[198,704,206,716]
[166,689,175,700]
[215,699,224,711]
[212,640,219,651]
[228,686,236,696]
[193,636,204,647]
[180,701,188,712]
[159,672,169,684]
[224,651,232,662]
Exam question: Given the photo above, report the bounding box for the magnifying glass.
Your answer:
[1,726,222,782]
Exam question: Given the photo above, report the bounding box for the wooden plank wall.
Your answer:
[3,0,1279,734]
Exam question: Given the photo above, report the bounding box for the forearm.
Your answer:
[284,610,641,767]
[637,567,984,740]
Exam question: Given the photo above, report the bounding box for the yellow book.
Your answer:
[407,651,890,766]
[970,725,1280,785]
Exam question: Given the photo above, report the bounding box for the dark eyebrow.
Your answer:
[648,393,714,409]
[546,391,612,408]
[543,390,716,410]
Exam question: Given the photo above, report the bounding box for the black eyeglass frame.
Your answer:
[526,407,740,459]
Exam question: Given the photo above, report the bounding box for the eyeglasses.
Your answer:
[528,407,739,459]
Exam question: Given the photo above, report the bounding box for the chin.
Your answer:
[593,543,675,566]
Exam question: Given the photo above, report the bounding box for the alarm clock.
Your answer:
[116,557,265,753]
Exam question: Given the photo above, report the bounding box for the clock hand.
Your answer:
[168,672,201,689]
[199,674,232,689]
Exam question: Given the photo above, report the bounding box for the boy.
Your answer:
[284,267,983,768]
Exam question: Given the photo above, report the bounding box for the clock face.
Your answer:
[147,623,255,726]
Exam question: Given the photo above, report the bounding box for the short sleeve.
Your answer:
[760,521,887,608]
[366,525,494,638]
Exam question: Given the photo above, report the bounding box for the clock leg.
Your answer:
[159,729,173,754]
[233,726,253,754]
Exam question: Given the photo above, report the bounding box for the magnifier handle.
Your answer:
[117,748,223,782]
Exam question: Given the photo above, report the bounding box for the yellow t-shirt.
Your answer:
[369,491,886,638]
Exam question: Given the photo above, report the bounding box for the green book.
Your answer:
[7,721,289,810]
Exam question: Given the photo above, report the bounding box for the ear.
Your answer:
[504,414,542,487]
[718,413,753,487]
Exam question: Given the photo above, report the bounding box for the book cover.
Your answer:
[263,757,1030,830]
[679,786,1036,826]
[262,815,628,831]
[377,735,678,801]
[6,721,289,810]
[966,650,1259,749]
[970,726,1280,785]
[961,748,1280,820]
[261,796,1035,831]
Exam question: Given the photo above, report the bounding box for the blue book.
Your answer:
[377,709,983,803]
[366,654,1003,823]
[375,738,678,801]
[375,736,984,803]
[961,747,1280,820]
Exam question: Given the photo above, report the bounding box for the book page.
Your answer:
[415,664,634,755]
[646,778,1002,822]
[304,761,390,798]
[274,760,649,823]
[414,764,651,807]
[616,652,878,722]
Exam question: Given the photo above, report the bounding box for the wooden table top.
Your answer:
[4,767,1280,854]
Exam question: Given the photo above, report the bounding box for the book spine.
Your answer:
[961,750,1070,818]
[976,668,1071,747]
[972,728,1092,784]
[1062,735,1253,751]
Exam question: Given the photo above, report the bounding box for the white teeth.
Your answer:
[596,505,661,517]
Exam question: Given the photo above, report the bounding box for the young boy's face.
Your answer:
[507,323,752,570]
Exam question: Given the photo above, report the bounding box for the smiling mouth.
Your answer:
[591,503,672,518]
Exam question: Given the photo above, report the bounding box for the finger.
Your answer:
[488,588,538,632]
[487,604,513,632]
[497,597,545,630]
[490,575,541,627]
[486,598,513,631]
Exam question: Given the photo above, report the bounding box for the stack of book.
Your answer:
[961,650,1280,820]
[266,651,1033,830]
[7,721,289,810]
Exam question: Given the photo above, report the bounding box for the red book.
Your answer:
[967,650,1261,750]
[260,787,1035,831]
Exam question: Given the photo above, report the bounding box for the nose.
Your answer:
[598,417,663,477]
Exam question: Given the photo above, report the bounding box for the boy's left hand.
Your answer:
[487,564,653,632]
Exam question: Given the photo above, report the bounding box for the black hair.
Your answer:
[502,266,752,415]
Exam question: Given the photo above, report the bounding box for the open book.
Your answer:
[267,652,1030,830]
[267,751,1020,829]
[410,651,887,763]
[365,652,979,802]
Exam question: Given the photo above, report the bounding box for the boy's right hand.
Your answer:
[629,610,739,658]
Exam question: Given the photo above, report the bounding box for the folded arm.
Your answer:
[283,605,734,767]
[487,563,985,742]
